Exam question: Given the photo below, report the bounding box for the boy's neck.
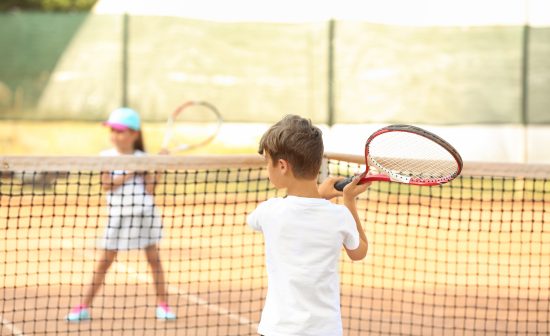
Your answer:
[285,178,321,199]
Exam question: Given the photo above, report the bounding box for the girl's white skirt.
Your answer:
[100,207,163,250]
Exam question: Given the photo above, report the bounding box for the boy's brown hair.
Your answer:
[258,115,324,179]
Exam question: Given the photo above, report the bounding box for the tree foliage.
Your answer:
[0,0,98,11]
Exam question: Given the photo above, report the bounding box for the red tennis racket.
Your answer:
[161,101,223,153]
[334,124,463,191]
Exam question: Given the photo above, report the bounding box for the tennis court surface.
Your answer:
[1,154,549,335]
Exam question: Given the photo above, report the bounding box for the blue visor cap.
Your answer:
[103,107,141,131]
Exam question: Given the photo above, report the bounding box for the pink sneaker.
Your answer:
[65,304,90,322]
[155,302,176,320]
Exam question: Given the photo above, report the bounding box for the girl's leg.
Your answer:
[144,244,167,303]
[145,244,176,319]
[66,249,117,321]
[83,249,118,307]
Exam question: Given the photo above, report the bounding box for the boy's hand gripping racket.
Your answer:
[161,101,223,153]
[334,125,463,191]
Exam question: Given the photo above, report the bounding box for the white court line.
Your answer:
[114,262,256,328]
[62,240,258,331]
[1,316,25,336]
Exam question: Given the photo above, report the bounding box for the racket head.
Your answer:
[361,124,463,186]
[161,101,223,153]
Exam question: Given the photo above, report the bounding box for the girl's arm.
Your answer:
[144,171,159,195]
[101,171,135,191]
[144,150,169,195]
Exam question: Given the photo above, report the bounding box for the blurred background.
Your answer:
[0,0,549,162]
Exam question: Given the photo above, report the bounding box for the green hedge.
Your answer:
[0,0,97,12]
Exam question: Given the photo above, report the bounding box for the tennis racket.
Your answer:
[161,101,223,153]
[334,124,463,191]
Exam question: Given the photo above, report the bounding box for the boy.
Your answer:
[248,115,369,336]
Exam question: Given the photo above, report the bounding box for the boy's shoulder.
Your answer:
[256,197,284,209]
[260,196,347,213]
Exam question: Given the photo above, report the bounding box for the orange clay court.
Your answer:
[1,155,549,335]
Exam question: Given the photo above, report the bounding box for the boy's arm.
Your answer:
[343,188,368,261]
[247,204,264,232]
[320,176,369,261]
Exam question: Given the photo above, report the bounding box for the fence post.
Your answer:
[521,2,530,162]
[121,12,129,107]
[327,19,335,126]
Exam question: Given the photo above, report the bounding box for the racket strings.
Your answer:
[369,132,458,180]
[164,102,222,152]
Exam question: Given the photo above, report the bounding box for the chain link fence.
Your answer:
[0,11,549,125]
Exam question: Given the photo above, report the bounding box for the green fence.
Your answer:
[0,12,549,125]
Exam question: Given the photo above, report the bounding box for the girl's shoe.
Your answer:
[65,305,90,322]
[155,304,176,320]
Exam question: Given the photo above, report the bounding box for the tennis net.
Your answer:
[0,154,549,335]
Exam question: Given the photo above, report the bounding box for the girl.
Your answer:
[66,107,176,321]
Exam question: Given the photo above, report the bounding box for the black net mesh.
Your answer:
[0,155,549,335]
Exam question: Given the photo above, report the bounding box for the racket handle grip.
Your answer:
[334,176,354,192]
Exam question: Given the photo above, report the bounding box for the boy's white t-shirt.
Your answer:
[247,195,360,336]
